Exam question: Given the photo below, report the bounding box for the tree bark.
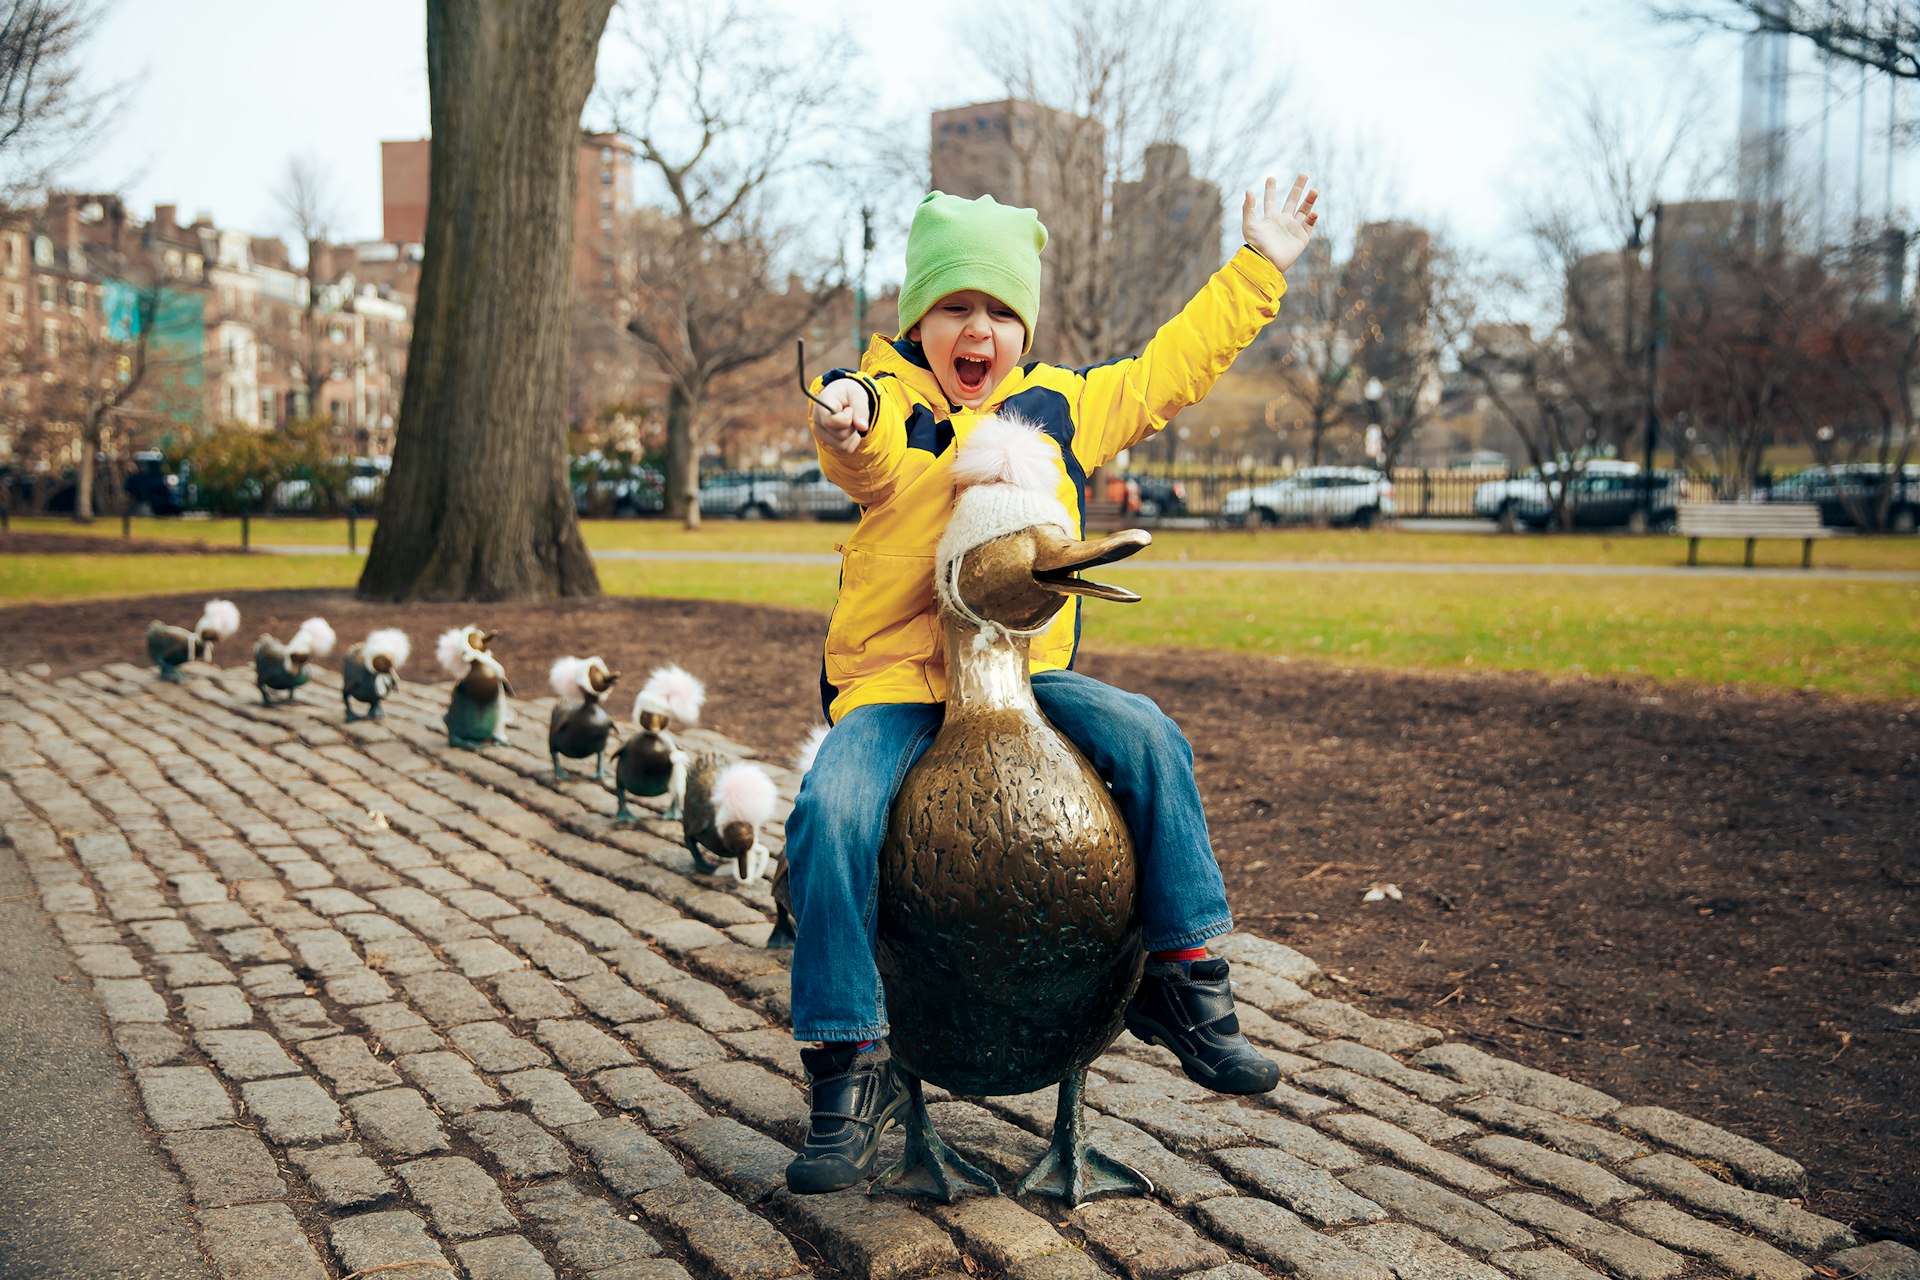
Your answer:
[359,0,611,602]
[662,382,700,527]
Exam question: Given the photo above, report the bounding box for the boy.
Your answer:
[785,176,1319,1194]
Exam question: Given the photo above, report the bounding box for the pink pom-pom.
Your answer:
[792,724,830,775]
[549,656,588,700]
[634,664,705,726]
[435,627,472,677]
[365,629,410,671]
[712,762,777,830]
[950,415,1061,494]
[290,617,335,659]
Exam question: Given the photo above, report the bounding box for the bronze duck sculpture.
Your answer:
[871,418,1155,1206]
[680,755,777,884]
[610,664,703,823]
[252,617,336,705]
[341,628,410,721]
[436,625,513,749]
[548,655,619,781]
[146,599,239,683]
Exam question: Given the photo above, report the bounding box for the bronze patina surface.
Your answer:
[341,645,397,721]
[611,711,684,821]
[679,752,758,875]
[253,634,315,704]
[549,662,619,781]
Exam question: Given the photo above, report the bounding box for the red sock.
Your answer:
[1152,947,1208,963]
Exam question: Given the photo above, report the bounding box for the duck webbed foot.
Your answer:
[552,753,573,782]
[871,1075,999,1202]
[1013,1070,1151,1206]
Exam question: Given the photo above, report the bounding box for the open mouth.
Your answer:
[953,355,991,397]
[1031,528,1153,603]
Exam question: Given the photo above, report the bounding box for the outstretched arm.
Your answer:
[1244,174,1320,273]
[809,371,908,506]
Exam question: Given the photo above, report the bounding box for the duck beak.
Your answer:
[1030,527,1151,603]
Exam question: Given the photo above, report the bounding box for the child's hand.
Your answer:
[810,380,871,453]
[1244,174,1319,274]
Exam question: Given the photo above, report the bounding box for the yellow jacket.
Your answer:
[813,246,1285,722]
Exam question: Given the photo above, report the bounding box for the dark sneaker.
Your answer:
[785,1040,911,1194]
[1124,957,1281,1094]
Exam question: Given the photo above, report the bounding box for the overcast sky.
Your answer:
[63,1,1909,274]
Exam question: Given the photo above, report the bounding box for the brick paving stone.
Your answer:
[449,1020,554,1072]
[54,912,119,947]
[925,1100,1051,1183]
[642,919,733,955]
[774,1187,963,1280]
[355,1003,444,1056]
[446,887,519,919]
[401,968,500,1026]
[1294,1068,1479,1142]
[927,1196,1073,1270]
[95,976,168,1022]
[298,1034,403,1095]
[198,1202,329,1280]
[720,1029,807,1082]
[1453,1095,1647,1164]
[1341,1166,1534,1253]
[180,984,254,1030]
[189,1030,293,1084]
[668,1115,797,1203]
[502,1068,603,1126]
[397,1049,504,1113]
[161,1127,287,1207]
[457,1110,575,1178]
[1086,1114,1237,1207]
[1317,1114,1508,1195]
[597,1065,710,1131]
[1194,1197,1392,1280]
[127,920,196,955]
[170,873,229,905]
[284,927,362,976]
[566,1115,689,1196]
[1247,1077,1343,1120]
[287,1143,398,1210]
[687,1059,808,1144]
[153,952,237,989]
[260,996,341,1043]
[1622,1153,1855,1252]
[218,927,293,963]
[1180,1266,1267,1280]
[1466,1134,1639,1210]
[739,971,791,1018]
[1302,1041,1472,1103]
[1411,1044,1617,1120]
[1212,1146,1386,1225]
[1212,933,1323,986]
[1094,1055,1212,1100]
[240,1075,347,1144]
[1006,1251,1111,1280]
[397,1155,519,1237]
[337,911,415,944]
[1229,968,1315,1011]
[652,976,765,1031]
[188,901,258,932]
[323,967,396,1006]
[583,1261,695,1280]
[137,1064,235,1129]
[1612,1105,1808,1195]
[1489,1193,1684,1280]
[347,1087,452,1156]
[494,968,581,1020]
[328,1209,450,1276]
[70,943,143,978]
[518,1179,663,1270]
[445,936,528,979]
[1339,1223,1509,1280]
[1090,1082,1247,1151]
[1826,1243,1920,1280]
[1283,999,1440,1055]
[526,934,608,982]
[1072,1197,1230,1280]
[295,887,376,916]
[536,1018,639,1073]
[686,941,788,986]
[626,1019,731,1071]
[238,964,306,999]
[458,1235,558,1280]
[366,933,444,976]
[639,1177,806,1280]
[1618,1199,1814,1280]
[567,970,666,1023]
[1205,1102,1363,1171]
[1489,1250,1606,1280]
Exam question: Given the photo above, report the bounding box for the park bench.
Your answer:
[1675,501,1830,568]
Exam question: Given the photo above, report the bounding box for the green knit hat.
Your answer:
[898,192,1049,353]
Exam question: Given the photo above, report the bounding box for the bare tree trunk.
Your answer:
[75,425,95,522]
[663,382,700,527]
[359,0,611,602]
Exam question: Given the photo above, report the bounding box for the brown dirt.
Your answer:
[0,529,247,555]
[3,585,1914,1241]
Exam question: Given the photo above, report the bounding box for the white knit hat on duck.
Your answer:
[934,416,1075,633]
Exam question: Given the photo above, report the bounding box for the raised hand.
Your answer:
[810,379,871,453]
[1244,174,1319,274]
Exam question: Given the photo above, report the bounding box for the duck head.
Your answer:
[364,628,411,695]
[633,664,705,732]
[550,655,619,705]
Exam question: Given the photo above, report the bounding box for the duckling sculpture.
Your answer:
[610,664,704,823]
[146,599,240,683]
[548,655,619,781]
[436,625,513,749]
[341,628,410,721]
[681,756,778,883]
[252,617,336,705]
[871,419,1155,1206]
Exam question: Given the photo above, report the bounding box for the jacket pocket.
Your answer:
[824,547,938,684]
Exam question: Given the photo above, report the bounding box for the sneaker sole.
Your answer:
[785,1085,912,1194]
[1124,1011,1278,1095]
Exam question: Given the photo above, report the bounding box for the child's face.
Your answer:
[908,290,1025,411]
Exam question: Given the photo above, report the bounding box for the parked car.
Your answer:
[1219,466,1394,528]
[1125,474,1188,519]
[1473,458,1642,527]
[1767,463,1920,533]
[124,450,185,516]
[696,467,857,520]
[273,457,388,515]
[574,462,665,517]
[1512,468,1683,532]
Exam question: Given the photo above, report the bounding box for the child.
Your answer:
[784,176,1319,1194]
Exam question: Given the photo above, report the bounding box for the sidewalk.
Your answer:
[0,661,1911,1280]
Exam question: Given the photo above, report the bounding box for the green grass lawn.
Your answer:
[0,554,362,601]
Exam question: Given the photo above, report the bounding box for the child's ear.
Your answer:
[906,322,921,343]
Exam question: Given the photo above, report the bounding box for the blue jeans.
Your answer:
[784,669,1235,1042]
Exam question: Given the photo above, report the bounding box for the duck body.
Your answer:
[253,636,312,700]
[342,647,392,719]
[446,666,508,748]
[146,622,195,681]
[549,699,614,777]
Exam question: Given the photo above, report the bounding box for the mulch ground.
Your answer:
[3,585,1914,1242]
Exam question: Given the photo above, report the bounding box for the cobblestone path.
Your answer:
[1,660,1912,1280]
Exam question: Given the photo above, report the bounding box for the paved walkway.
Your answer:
[1,660,1912,1280]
